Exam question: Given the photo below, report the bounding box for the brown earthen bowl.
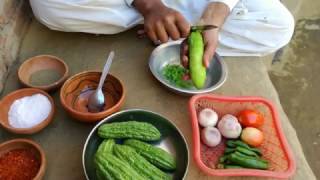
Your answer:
[0,88,55,134]
[60,71,125,122]
[18,55,69,92]
[0,139,46,180]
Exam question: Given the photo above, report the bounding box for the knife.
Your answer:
[190,25,218,32]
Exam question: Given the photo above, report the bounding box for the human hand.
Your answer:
[180,2,229,69]
[180,29,219,68]
[133,0,190,44]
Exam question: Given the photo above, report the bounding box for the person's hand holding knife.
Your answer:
[181,2,230,68]
[133,0,230,69]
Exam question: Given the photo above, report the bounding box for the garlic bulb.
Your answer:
[198,108,218,127]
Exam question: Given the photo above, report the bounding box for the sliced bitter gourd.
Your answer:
[98,121,161,141]
[124,139,176,170]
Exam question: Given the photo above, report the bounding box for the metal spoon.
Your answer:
[87,51,115,113]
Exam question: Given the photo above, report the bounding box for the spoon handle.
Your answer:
[97,51,115,91]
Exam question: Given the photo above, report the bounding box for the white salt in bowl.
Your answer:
[0,88,55,134]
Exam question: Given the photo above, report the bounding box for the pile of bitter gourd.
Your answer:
[95,121,176,180]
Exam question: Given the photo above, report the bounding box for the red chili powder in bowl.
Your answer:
[0,148,40,180]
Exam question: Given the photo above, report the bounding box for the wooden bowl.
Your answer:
[18,55,69,92]
[60,71,125,122]
[0,139,46,180]
[0,88,55,134]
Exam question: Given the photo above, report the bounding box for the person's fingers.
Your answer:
[180,40,185,63]
[137,29,147,38]
[175,13,190,37]
[145,24,157,44]
[164,20,180,40]
[137,29,145,35]
[203,42,216,68]
[155,22,169,43]
[180,40,189,68]
[182,55,189,68]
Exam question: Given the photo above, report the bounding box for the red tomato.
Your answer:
[241,127,264,147]
[238,109,264,128]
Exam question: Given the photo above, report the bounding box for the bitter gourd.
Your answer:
[113,144,171,180]
[95,153,144,180]
[98,121,161,141]
[96,139,115,156]
[96,166,113,180]
[124,139,176,170]
[188,30,206,89]
[95,139,116,180]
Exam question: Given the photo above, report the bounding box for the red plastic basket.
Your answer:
[188,94,296,178]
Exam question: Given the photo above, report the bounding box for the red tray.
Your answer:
[188,94,296,178]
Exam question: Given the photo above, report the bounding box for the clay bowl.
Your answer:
[0,139,46,180]
[60,71,125,122]
[0,88,55,134]
[18,55,69,92]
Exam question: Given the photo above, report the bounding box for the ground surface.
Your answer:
[0,1,318,179]
[0,19,315,179]
[269,0,320,178]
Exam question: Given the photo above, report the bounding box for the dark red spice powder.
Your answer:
[0,148,40,180]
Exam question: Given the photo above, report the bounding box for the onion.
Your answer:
[201,127,221,147]
[241,127,264,147]
[198,108,218,127]
[217,114,242,139]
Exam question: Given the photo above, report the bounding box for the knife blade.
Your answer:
[190,25,218,32]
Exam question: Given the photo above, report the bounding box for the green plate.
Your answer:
[82,109,189,180]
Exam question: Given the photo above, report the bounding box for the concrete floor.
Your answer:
[269,0,320,178]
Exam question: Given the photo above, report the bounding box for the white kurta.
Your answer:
[29,0,294,56]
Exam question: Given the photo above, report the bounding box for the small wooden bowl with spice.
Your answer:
[0,139,46,180]
[0,88,55,134]
[18,55,69,92]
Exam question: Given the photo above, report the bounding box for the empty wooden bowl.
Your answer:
[60,71,125,122]
[0,139,46,180]
[18,55,69,92]
[0,88,55,134]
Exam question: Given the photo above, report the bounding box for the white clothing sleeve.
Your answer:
[207,0,239,11]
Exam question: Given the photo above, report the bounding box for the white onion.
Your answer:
[198,108,218,127]
[217,114,242,139]
[201,127,222,147]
